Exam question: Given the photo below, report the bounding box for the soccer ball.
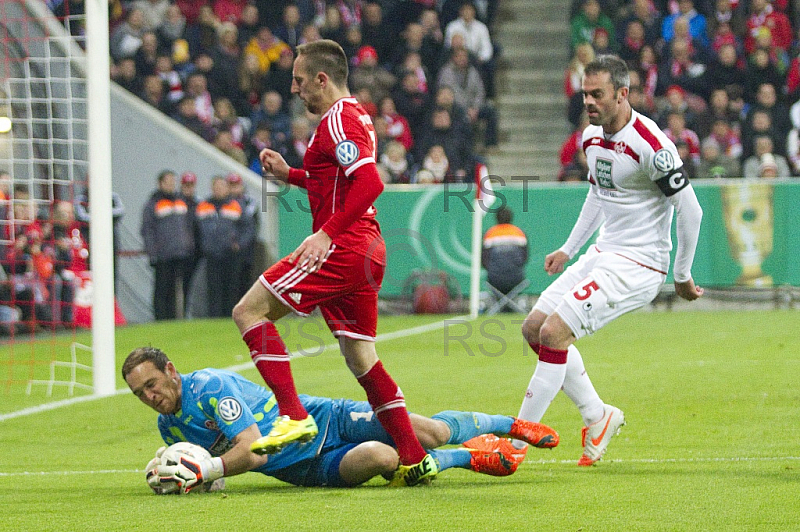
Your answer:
[161,441,212,466]
[146,442,225,494]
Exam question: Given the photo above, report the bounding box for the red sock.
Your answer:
[243,321,308,420]
[537,344,568,364]
[357,360,427,465]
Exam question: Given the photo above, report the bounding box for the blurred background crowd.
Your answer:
[52,0,503,184]
[9,0,796,332]
[560,0,800,181]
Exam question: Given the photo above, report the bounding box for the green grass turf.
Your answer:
[1,311,799,531]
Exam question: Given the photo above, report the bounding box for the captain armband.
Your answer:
[655,166,689,197]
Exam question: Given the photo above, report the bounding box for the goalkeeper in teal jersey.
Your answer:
[123,347,559,492]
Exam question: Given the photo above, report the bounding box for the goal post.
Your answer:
[85,0,115,396]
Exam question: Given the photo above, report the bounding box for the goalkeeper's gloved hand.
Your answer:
[152,455,225,495]
[145,447,172,494]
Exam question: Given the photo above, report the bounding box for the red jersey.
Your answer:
[290,97,385,263]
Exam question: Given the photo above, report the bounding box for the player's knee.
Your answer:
[231,299,248,326]
[419,420,450,448]
[521,316,541,345]
[363,441,400,472]
[377,448,401,473]
[232,295,262,328]
[410,415,449,448]
[538,316,572,349]
[428,420,451,448]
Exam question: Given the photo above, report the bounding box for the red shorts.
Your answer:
[260,243,385,340]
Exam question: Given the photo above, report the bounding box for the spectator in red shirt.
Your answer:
[559,112,590,173]
[213,0,246,25]
[745,0,793,54]
[663,110,702,166]
[379,96,414,150]
[175,0,209,25]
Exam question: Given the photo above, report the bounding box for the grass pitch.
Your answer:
[1,310,798,531]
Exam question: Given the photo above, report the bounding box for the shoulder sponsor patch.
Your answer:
[218,397,243,423]
[335,140,360,166]
[653,149,675,173]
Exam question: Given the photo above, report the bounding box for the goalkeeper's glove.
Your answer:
[145,447,171,494]
[154,455,225,495]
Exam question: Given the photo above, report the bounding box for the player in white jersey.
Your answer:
[514,55,704,466]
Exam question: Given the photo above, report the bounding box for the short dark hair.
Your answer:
[157,170,175,184]
[585,54,630,91]
[296,39,349,87]
[121,347,170,379]
[496,206,513,224]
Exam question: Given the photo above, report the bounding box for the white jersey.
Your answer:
[576,109,689,274]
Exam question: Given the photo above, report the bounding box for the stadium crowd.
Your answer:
[560,0,800,181]
[17,0,798,332]
[0,0,506,332]
[0,172,114,334]
[51,0,502,184]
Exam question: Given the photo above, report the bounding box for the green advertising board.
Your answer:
[275,179,800,296]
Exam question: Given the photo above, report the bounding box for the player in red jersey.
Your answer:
[232,40,437,486]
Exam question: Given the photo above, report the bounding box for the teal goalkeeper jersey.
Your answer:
[157,369,334,474]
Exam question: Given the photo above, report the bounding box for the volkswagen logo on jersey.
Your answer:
[218,397,243,423]
[335,140,360,166]
[653,149,675,173]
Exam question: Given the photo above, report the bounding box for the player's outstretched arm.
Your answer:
[668,184,703,301]
[217,423,270,476]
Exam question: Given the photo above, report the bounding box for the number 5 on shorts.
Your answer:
[573,280,599,301]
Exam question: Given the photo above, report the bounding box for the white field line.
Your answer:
[0,316,469,422]
[521,455,800,465]
[2,455,799,477]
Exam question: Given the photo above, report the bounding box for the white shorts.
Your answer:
[534,246,666,340]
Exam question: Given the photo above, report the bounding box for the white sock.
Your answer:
[561,345,604,426]
[513,360,567,449]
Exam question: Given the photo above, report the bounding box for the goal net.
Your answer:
[0,1,96,402]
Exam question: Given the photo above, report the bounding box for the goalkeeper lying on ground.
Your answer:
[123,347,559,492]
